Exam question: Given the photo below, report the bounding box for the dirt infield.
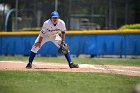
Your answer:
[0,61,140,76]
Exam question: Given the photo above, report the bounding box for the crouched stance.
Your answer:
[26,11,79,68]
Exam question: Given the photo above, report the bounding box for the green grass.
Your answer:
[0,71,140,93]
[0,56,140,66]
[119,23,140,30]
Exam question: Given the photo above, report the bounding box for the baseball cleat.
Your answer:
[69,63,79,68]
[26,63,32,69]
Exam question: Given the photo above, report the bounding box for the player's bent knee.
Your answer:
[31,46,40,53]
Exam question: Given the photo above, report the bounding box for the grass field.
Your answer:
[0,71,140,93]
[0,56,140,66]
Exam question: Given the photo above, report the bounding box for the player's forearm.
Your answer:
[37,36,43,43]
[61,31,65,41]
[61,34,65,41]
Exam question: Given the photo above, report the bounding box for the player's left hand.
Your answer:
[61,40,65,45]
[58,41,69,54]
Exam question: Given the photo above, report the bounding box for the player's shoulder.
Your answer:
[58,19,65,24]
[43,19,50,24]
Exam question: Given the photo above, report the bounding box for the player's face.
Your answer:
[51,17,58,24]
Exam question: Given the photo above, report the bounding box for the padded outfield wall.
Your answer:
[0,30,140,56]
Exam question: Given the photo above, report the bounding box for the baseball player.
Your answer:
[26,11,79,68]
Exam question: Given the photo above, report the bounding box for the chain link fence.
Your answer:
[0,0,139,31]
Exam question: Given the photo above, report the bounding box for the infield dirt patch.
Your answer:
[0,61,140,76]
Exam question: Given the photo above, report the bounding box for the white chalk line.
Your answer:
[84,65,140,73]
[33,63,140,74]
[0,61,140,73]
[33,63,68,67]
[79,64,95,68]
[32,62,95,68]
[0,61,25,64]
[93,67,140,73]
[105,65,140,70]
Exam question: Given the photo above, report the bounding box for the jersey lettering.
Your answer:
[47,29,61,32]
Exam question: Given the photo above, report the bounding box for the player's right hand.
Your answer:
[34,42,41,48]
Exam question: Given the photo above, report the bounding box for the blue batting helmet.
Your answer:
[50,11,59,18]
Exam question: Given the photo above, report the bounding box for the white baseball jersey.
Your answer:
[31,19,66,53]
[40,19,66,38]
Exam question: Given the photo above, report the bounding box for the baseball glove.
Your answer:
[58,41,69,54]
